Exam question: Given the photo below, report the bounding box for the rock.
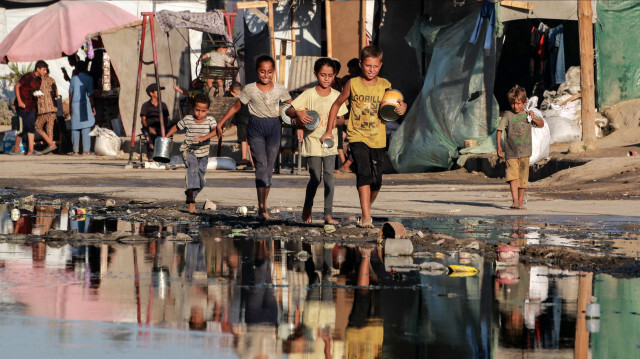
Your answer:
[306,229,321,237]
[466,241,480,250]
[78,196,91,203]
[385,238,414,256]
[419,261,446,272]
[416,231,425,238]
[105,199,116,207]
[602,97,640,130]
[166,233,193,241]
[568,141,586,153]
[203,199,217,211]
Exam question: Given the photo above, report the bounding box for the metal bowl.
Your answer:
[304,110,320,130]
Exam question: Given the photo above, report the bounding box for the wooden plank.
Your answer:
[500,0,533,11]
[325,0,333,57]
[268,1,276,61]
[279,40,287,84]
[248,8,268,22]
[236,1,268,9]
[291,4,296,57]
[578,0,596,148]
[360,0,366,50]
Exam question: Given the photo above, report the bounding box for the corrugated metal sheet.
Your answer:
[287,56,323,95]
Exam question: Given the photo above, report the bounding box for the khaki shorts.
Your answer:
[505,157,530,188]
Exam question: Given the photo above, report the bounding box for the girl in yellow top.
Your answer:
[327,46,407,229]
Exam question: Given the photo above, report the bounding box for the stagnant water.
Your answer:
[1,205,639,358]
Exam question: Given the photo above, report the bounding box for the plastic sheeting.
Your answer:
[595,0,640,108]
[388,10,499,173]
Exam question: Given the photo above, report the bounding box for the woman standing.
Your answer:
[69,61,95,155]
[35,68,58,154]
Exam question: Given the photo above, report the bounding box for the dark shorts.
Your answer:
[18,108,37,137]
[236,120,248,142]
[350,142,384,191]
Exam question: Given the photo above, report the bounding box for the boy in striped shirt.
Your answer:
[165,94,217,213]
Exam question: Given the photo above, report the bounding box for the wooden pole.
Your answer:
[360,0,367,51]
[574,272,593,359]
[325,0,333,57]
[268,0,276,61]
[578,0,597,149]
[291,4,296,57]
[279,40,287,85]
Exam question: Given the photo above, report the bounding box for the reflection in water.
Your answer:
[3,234,634,358]
[1,204,640,357]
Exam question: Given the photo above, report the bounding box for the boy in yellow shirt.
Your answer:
[326,46,407,228]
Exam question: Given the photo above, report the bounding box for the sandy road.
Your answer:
[1,155,638,217]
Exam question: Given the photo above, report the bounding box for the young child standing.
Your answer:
[287,58,349,225]
[496,85,545,210]
[164,94,217,213]
[200,55,300,220]
[327,46,406,228]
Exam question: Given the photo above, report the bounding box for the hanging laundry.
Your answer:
[102,52,111,92]
[469,0,496,49]
[547,24,566,86]
[529,22,548,76]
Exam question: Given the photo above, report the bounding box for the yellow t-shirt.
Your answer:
[346,76,391,148]
[291,87,348,157]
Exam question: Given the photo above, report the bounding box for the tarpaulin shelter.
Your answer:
[0,1,139,63]
[93,9,234,137]
[594,0,640,108]
[386,0,599,173]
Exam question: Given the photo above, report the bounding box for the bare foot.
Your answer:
[518,203,527,210]
[188,203,196,213]
[302,207,312,224]
[324,215,338,225]
[259,209,270,221]
[509,203,519,209]
[358,217,374,229]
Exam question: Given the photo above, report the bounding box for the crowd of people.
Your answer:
[7,43,540,225]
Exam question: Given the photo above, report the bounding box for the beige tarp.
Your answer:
[99,21,191,137]
[500,0,597,22]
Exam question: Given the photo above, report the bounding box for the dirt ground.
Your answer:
[1,126,639,275]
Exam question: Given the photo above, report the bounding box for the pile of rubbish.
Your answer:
[539,66,608,144]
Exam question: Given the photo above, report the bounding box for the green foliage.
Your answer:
[0,62,34,85]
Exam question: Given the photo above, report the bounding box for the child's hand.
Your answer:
[149,127,157,135]
[296,109,312,124]
[394,99,408,116]
[296,129,304,143]
[497,148,504,158]
[215,124,223,138]
[194,136,205,142]
[320,131,334,143]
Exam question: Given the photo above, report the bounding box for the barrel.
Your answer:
[153,137,172,163]
[379,89,403,121]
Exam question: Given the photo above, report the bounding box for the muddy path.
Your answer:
[2,190,639,277]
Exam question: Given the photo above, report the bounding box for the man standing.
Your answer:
[9,60,48,155]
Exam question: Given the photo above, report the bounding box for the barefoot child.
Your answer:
[326,46,407,228]
[496,86,545,210]
[164,94,217,213]
[286,58,348,225]
[200,55,301,220]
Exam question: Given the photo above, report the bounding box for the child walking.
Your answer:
[200,55,300,220]
[287,58,348,224]
[164,94,217,213]
[327,46,406,228]
[496,85,545,210]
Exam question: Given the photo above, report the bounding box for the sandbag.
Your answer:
[545,116,581,144]
[525,98,551,164]
[89,126,122,156]
[207,157,236,170]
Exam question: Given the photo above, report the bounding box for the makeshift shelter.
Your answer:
[93,21,190,137]
[386,0,598,173]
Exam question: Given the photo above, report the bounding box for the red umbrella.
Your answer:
[0,0,139,63]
